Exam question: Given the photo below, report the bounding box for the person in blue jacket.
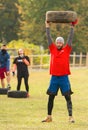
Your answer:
[0,44,10,89]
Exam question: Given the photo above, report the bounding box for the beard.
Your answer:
[57,46,63,50]
[1,49,7,55]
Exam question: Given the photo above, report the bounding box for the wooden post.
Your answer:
[40,55,43,69]
[86,52,88,67]
[30,55,33,69]
[72,52,76,67]
[79,52,82,67]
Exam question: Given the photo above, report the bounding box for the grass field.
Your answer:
[0,68,88,130]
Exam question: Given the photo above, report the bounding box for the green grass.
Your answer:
[0,68,88,130]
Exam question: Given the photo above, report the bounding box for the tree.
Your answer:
[0,0,22,43]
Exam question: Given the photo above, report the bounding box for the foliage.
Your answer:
[0,0,22,43]
[7,39,43,55]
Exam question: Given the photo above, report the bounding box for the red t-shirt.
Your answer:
[49,43,72,76]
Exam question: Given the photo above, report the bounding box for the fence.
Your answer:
[10,52,88,69]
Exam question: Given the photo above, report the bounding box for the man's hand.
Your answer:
[23,58,30,66]
[6,71,10,76]
[71,19,78,26]
[45,20,50,28]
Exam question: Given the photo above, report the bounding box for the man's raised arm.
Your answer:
[67,19,78,46]
[45,21,53,46]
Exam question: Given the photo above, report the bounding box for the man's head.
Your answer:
[18,48,24,57]
[55,37,64,50]
[1,44,7,54]
[1,44,7,50]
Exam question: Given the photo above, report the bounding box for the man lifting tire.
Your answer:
[42,11,78,123]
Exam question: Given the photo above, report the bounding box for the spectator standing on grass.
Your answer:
[0,44,11,89]
[42,19,78,123]
[12,48,30,97]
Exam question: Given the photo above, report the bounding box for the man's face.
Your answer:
[18,49,24,57]
[1,45,7,50]
[1,45,7,54]
[56,41,64,50]
[19,49,24,55]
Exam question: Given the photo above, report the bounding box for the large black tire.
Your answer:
[0,88,9,95]
[7,90,28,98]
[46,11,77,23]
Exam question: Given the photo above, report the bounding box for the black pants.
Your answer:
[47,94,72,116]
[17,75,29,92]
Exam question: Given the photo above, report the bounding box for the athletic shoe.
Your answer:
[69,116,75,123]
[7,84,11,90]
[42,117,52,122]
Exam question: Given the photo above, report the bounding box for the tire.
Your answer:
[0,88,9,95]
[7,90,28,98]
[46,11,77,23]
